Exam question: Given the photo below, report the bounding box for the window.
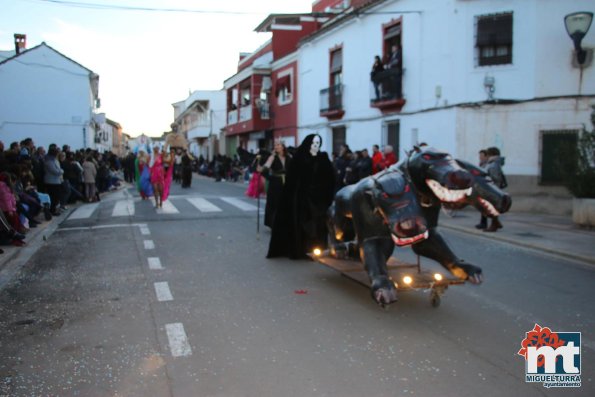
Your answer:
[383,19,401,62]
[227,88,239,110]
[332,126,346,156]
[330,47,342,87]
[275,70,293,105]
[384,121,400,156]
[540,129,579,185]
[240,84,251,107]
[476,12,513,66]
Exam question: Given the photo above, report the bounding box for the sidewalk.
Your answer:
[0,183,130,290]
[438,208,595,266]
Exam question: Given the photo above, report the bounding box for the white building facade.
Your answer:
[297,0,595,214]
[172,90,226,160]
[0,42,101,151]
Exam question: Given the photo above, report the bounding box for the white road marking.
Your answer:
[154,281,173,301]
[186,197,222,212]
[151,199,180,214]
[221,197,258,211]
[140,226,151,235]
[68,203,100,220]
[148,257,162,270]
[144,240,155,250]
[112,200,135,217]
[165,323,192,357]
[58,223,148,232]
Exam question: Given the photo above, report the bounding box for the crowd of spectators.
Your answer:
[0,138,123,253]
[190,143,400,192]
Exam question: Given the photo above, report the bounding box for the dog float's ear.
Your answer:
[413,145,422,153]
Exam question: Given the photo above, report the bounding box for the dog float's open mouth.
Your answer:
[426,179,472,202]
[391,230,429,246]
[478,197,500,216]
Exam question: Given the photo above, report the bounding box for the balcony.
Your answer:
[370,69,406,112]
[228,110,238,125]
[239,104,252,122]
[257,100,270,120]
[319,84,345,120]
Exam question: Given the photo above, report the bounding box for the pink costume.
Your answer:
[150,154,174,201]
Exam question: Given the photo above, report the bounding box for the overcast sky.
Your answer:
[0,0,315,137]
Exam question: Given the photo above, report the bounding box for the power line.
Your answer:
[28,0,268,15]
[28,0,421,16]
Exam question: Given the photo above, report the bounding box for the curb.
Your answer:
[439,223,595,266]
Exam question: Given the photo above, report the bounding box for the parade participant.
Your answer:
[267,133,335,259]
[149,146,174,208]
[180,149,194,188]
[261,139,291,228]
[135,149,153,200]
[245,152,266,198]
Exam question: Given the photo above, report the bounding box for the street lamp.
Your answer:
[564,12,593,65]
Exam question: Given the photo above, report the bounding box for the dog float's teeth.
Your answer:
[426,179,470,203]
[391,230,429,246]
[479,197,500,216]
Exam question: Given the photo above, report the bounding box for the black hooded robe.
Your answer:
[267,134,335,259]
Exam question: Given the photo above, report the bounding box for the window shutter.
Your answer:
[331,49,343,73]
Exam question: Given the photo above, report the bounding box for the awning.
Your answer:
[275,74,291,96]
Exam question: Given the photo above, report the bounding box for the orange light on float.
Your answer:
[434,273,443,281]
[403,276,413,285]
[313,248,322,256]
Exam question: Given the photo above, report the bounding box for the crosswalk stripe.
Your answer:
[112,200,135,217]
[68,203,100,220]
[220,197,259,211]
[149,198,180,214]
[186,197,222,212]
[158,200,179,214]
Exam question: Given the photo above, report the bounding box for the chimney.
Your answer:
[14,34,26,54]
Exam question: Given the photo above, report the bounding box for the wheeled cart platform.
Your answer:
[311,250,465,307]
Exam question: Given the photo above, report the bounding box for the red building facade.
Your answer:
[224,8,330,151]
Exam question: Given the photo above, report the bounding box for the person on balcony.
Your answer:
[370,55,384,101]
[385,44,402,99]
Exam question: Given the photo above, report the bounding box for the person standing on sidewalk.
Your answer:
[475,149,489,229]
[43,145,64,216]
[483,147,507,232]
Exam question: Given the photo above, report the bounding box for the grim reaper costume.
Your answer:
[267,134,335,259]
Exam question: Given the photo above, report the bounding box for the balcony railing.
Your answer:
[257,100,270,120]
[239,104,252,122]
[227,110,238,125]
[319,84,344,114]
[370,69,402,103]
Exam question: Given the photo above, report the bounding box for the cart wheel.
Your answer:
[430,292,441,308]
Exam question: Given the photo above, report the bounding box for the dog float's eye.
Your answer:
[422,154,432,160]
[381,192,389,199]
[404,184,410,193]
[471,169,481,176]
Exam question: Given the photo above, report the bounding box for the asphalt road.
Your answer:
[0,176,593,397]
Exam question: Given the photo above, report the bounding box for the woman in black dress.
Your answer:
[261,140,291,228]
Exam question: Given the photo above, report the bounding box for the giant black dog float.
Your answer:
[323,146,511,306]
